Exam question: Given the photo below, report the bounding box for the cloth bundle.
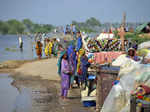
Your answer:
[94,52,123,64]
[87,39,129,53]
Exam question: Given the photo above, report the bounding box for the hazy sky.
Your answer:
[0,0,149,25]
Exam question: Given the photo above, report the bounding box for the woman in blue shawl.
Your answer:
[67,44,76,88]
[76,32,83,52]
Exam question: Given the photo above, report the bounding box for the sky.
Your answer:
[0,0,150,25]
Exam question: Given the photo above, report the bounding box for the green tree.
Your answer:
[42,24,54,33]
[22,19,34,33]
[0,21,9,34]
[86,17,101,27]
[7,19,25,34]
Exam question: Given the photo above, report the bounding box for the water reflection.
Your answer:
[11,80,32,112]
[13,87,32,112]
[0,74,32,112]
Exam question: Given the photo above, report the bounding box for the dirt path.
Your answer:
[14,58,60,81]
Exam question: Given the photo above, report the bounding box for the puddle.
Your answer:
[0,74,32,112]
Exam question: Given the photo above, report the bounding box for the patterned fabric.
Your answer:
[94,52,123,64]
[87,39,129,52]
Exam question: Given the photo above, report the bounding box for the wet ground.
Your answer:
[0,74,32,112]
[7,73,95,112]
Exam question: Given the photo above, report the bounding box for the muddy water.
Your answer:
[0,74,32,112]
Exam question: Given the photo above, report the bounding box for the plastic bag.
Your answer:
[101,83,126,112]
[101,64,141,112]
[138,41,150,50]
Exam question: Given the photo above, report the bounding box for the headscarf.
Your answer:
[67,44,75,58]
[79,48,85,56]
[76,36,82,52]
[57,51,66,76]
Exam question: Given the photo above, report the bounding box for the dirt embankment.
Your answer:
[0,60,29,73]
[0,58,60,81]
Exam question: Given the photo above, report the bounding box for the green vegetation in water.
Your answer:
[5,48,19,52]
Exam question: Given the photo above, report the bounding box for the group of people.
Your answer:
[57,31,91,100]
[35,38,59,59]
[64,24,77,36]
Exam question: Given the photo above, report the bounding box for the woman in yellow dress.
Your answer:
[45,40,53,58]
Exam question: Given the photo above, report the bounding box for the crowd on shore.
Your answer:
[34,27,92,99]
[32,25,150,112]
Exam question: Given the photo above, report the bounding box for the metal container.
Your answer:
[96,65,120,112]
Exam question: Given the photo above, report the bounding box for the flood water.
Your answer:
[0,74,32,112]
[0,35,42,62]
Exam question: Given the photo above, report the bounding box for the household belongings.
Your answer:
[101,56,150,112]
[94,52,123,64]
[130,85,150,112]
[87,39,129,53]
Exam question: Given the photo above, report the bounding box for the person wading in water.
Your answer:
[18,35,23,51]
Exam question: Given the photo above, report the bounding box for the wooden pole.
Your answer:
[96,68,102,112]
[118,27,125,51]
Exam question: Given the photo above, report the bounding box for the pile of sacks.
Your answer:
[101,54,150,112]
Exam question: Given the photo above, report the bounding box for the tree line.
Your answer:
[0,19,55,35]
[72,17,101,33]
[0,17,144,34]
